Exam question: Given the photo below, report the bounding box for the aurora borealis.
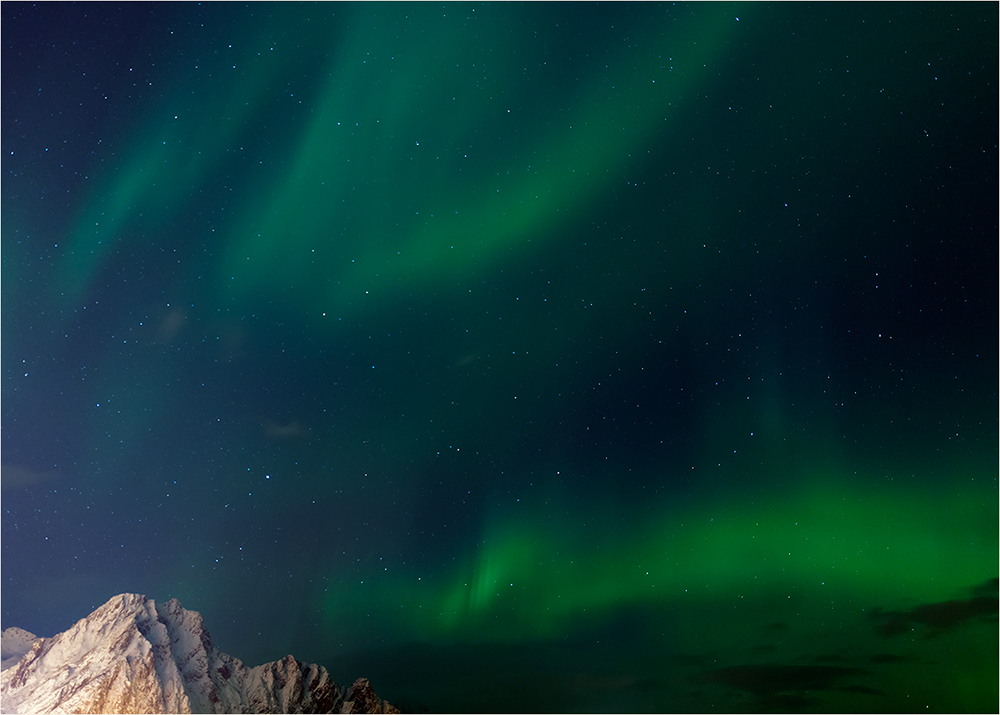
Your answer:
[2,2,997,712]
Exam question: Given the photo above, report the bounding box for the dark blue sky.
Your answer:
[2,3,997,711]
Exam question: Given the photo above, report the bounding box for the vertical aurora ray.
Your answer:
[418,471,997,643]
[314,466,996,651]
[7,2,995,711]
[52,5,339,311]
[312,458,996,710]
[216,4,743,320]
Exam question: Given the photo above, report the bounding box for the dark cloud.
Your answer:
[261,418,309,441]
[838,684,885,696]
[971,577,999,597]
[1,465,58,490]
[701,663,875,712]
[154,307,187,344]
[869,583,999,638]
[703,663,869,695]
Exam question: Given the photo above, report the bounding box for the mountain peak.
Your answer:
[0,593,398,714]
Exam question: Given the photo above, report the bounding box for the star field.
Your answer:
[2,3,997,712]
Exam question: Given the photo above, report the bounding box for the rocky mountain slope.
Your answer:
[0,593,398,714]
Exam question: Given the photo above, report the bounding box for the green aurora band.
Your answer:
[320,469,995,644]
[55,4,740,321]
[30,3,997,710]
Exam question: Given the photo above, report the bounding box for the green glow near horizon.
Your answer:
[318,466,996,646]
[39,4,996,689]
[432,475,994,641]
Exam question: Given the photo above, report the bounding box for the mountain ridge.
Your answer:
[0,593,398,714]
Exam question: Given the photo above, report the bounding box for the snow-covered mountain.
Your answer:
[0,593,398,714]
[0,629,36,674]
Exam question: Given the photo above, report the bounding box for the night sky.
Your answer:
[2,3,997,712]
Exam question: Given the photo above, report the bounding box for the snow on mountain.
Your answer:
[0,593,398,714]
[0,630,38,673]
